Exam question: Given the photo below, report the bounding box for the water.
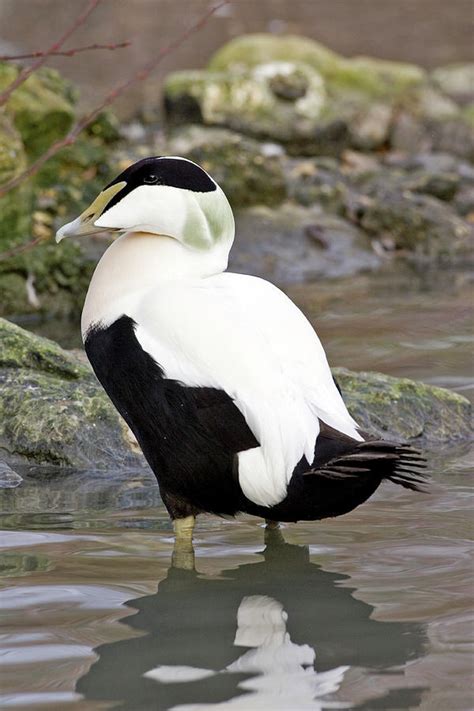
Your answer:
[2,269,473,710]
[1,444,472,710]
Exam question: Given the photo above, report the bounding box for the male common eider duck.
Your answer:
[56,157,426,546]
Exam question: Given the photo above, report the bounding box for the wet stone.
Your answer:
[0,461,23,488]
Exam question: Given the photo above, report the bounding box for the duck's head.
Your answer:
[56,156,235,250]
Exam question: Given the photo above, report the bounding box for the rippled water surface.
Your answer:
[3,270,473,710]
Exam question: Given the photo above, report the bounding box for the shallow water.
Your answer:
[3,268,474,710]
[1,442,473,710]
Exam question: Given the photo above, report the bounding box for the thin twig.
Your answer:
[0,1,228,200]
[0,235,44,261]
[0,41,131,61]
[0,0,102,107]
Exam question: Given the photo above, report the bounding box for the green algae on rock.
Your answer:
[209,34,339,75]
[0,318,87,378]
[166,35,432,155]
[208,34,425,99]
[0,319,145,469]
[348,189,473,262]
[0,319,471,470]
[164,61,327,147]
[334,367,472,443]
[0,62,76,159]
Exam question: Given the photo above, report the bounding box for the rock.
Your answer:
[168,125,286,207]
[0,461,23,488]
[164,61,328,148]
[167,36,427,155]
[0,62,76,158]
[385,152,459,174]
[329,55,425,100]
[349,102,393,150]
[346,188,473,262]
[356,157,461,202]
[0,319,146,469]
[454,185,474,217]
[431,63,474,104]
[286,157,350,211]
[208,35,425,99]
[334,368,472,443]
[0,320,470,472]
[230,203,380,283]
[428,115,474,163]
[208,34,340,76]
[407,171,460,202]
[391,102,474,162]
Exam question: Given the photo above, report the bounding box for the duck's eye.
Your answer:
[143,174,159,184]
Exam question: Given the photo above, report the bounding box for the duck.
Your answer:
[56,156,426,550]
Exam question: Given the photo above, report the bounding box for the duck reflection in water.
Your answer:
[145,592,348,709]
[78,532,426,710]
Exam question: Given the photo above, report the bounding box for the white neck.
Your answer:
[81,231,230,338]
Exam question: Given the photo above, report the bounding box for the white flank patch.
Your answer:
[133,272,361,508]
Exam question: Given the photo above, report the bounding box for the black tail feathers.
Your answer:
[305,439,428,492]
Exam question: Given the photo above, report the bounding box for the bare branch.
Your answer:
[0,0,102,107]
[0,1,228,200]
[0,235,44,261]
[0,41,131,61]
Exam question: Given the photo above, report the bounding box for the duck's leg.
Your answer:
[264,518,286,546]
[265,518,280,530]
[172,515,195,570]
[161,489,198,570]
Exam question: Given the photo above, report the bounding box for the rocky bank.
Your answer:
[0,319,471,476]
[0,34,473,318]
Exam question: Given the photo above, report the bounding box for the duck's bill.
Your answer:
[55,181,126,242]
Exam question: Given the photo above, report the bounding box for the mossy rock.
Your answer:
[167,36,427,154]
[0,319,145,469]
[348,189,473,262]
[431,63,474,103]
[334,367,472,443]
[209,34,340,76]
[326,55,425,99]
[0,317,87,377]
[164,61,327,146]
[0,62,75,158]
[168,125,286,207]
[208,34,425,100]
[0,320,471,470]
